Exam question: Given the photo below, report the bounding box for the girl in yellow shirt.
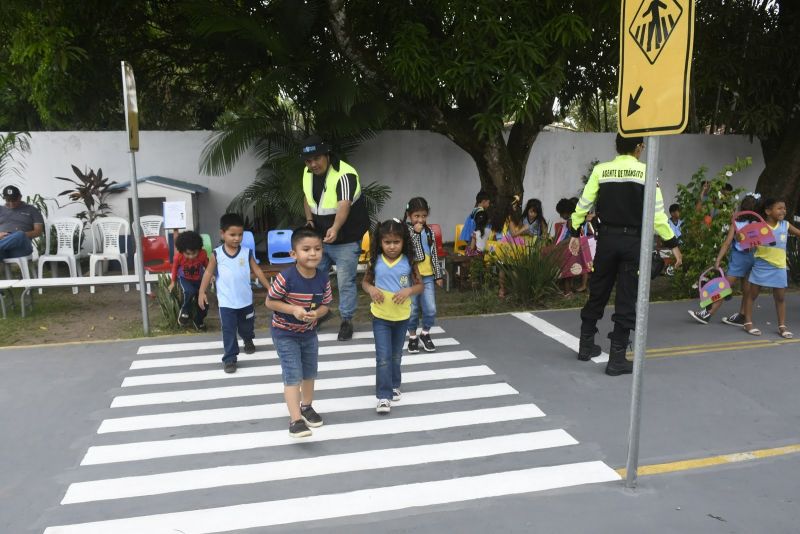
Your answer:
[362,219,423,413]
[742,198,800,338]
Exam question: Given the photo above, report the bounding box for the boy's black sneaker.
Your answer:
[419,333,436,352]
[243,339,256,354]
[300,404,323,427]
[722,313,745,327]
[178,312,190,327]
[193,321,207,332]
[224,361,237,374]
[688,309,711,325]
[289,419,312,438]
[407,337,420,353]
[338,320,353,341]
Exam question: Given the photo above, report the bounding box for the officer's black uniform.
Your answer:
[570,135,679,375]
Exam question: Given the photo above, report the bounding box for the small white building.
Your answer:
[109,176,209,232]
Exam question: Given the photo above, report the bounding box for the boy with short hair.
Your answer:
[668,203,683,239]
[266,226,332,437]
[459,190,491,242]
[199,213,271,374]
[169,230,209,330]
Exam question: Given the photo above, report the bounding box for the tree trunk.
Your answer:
[756,113,800,218]
[466,134,525,230]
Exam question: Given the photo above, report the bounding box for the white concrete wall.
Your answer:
[2,131,259,236]
[3,130,764,241]
[352,130,765,236]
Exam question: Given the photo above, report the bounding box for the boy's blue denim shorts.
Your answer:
[272,330,319,386]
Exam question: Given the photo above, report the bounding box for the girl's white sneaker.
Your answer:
[376,399,391,414]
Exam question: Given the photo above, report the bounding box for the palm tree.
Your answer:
[189,2,392,232]
[0,132,31,186]
[200,97,390,231]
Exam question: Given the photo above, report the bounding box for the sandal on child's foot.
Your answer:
[743,322,761,336]
[778,325,793,339]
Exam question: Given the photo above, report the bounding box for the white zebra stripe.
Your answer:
[131,337,460,369]
[110,365,495,408]
[136,326,447,354]
[46,462,619,533]
[122,350,476,387]
[63,429,574,504]
[81,404,545,465]
[512,312,609,363]
[99,383,518,434]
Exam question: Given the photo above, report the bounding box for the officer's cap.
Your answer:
[299,135,330,160]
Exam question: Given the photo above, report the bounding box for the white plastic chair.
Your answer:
[89,217,130,293]
[2,232,39,280]
[37,217,83,294]
[3,255,34,280]
[139,215,164,237]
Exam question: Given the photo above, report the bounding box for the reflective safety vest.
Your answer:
[303,160,361,216]
[570,154,677,246]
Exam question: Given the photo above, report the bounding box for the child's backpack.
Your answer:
[698,267,732,308]
[732,210,776,251]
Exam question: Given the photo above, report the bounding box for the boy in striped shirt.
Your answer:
[266,226,333,437]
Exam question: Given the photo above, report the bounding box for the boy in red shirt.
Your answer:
[169,231,209,330]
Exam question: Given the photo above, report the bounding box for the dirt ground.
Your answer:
[0,284,281,346]
[1,274,705,348]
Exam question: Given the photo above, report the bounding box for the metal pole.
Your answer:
[624,135,660,488]
[128,151,150,336]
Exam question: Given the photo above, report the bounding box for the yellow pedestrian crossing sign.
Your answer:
[618,0,695,136]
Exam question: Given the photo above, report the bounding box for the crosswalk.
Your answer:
[43,326,620,533]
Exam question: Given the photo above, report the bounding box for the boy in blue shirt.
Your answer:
[199,213,272,374]
[459,191,490,242]
[668,203,683,240]
[266,226,333,437]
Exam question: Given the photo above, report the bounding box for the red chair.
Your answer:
[140,236,172,273]
[427,223,450,291]
[428,224,446,257]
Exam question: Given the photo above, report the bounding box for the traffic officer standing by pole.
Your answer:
[569,134,682,375]
[300,135,370,341]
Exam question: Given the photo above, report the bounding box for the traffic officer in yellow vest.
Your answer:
[301,135,369,341]
[569,134,682,375]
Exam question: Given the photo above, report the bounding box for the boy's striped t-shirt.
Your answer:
[268,265,332,334]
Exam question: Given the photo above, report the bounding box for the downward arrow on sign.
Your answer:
[628,86,643,116]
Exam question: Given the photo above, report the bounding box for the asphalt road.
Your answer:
[2,295,798,533]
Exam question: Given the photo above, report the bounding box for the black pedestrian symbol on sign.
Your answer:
[629,0,683,65]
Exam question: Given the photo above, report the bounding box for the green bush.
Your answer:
[155,273,182,330]
[494,240,560,304]
[788,236,800,285]
[670,158,751,298]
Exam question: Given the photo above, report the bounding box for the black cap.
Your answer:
[299,135,330,159]
[2,185,21,199]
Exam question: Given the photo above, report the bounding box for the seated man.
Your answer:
[0,185,44,261]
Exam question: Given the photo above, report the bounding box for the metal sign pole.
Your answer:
[128,151,150,336]
[121,60,149,336]
[624,135,660,488]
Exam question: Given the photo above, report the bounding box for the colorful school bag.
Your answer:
[698,267,732,308]
[732,210,776,251]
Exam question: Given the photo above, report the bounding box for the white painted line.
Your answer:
[64,429,574,504]
[47,461,620,533]
[131,338,460,370]
[110,365,496,408]
[123,350,476,387]
[99,383,518,433]
[136,326,447,354]
[512,312,609,363]
[81,404,545,465]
